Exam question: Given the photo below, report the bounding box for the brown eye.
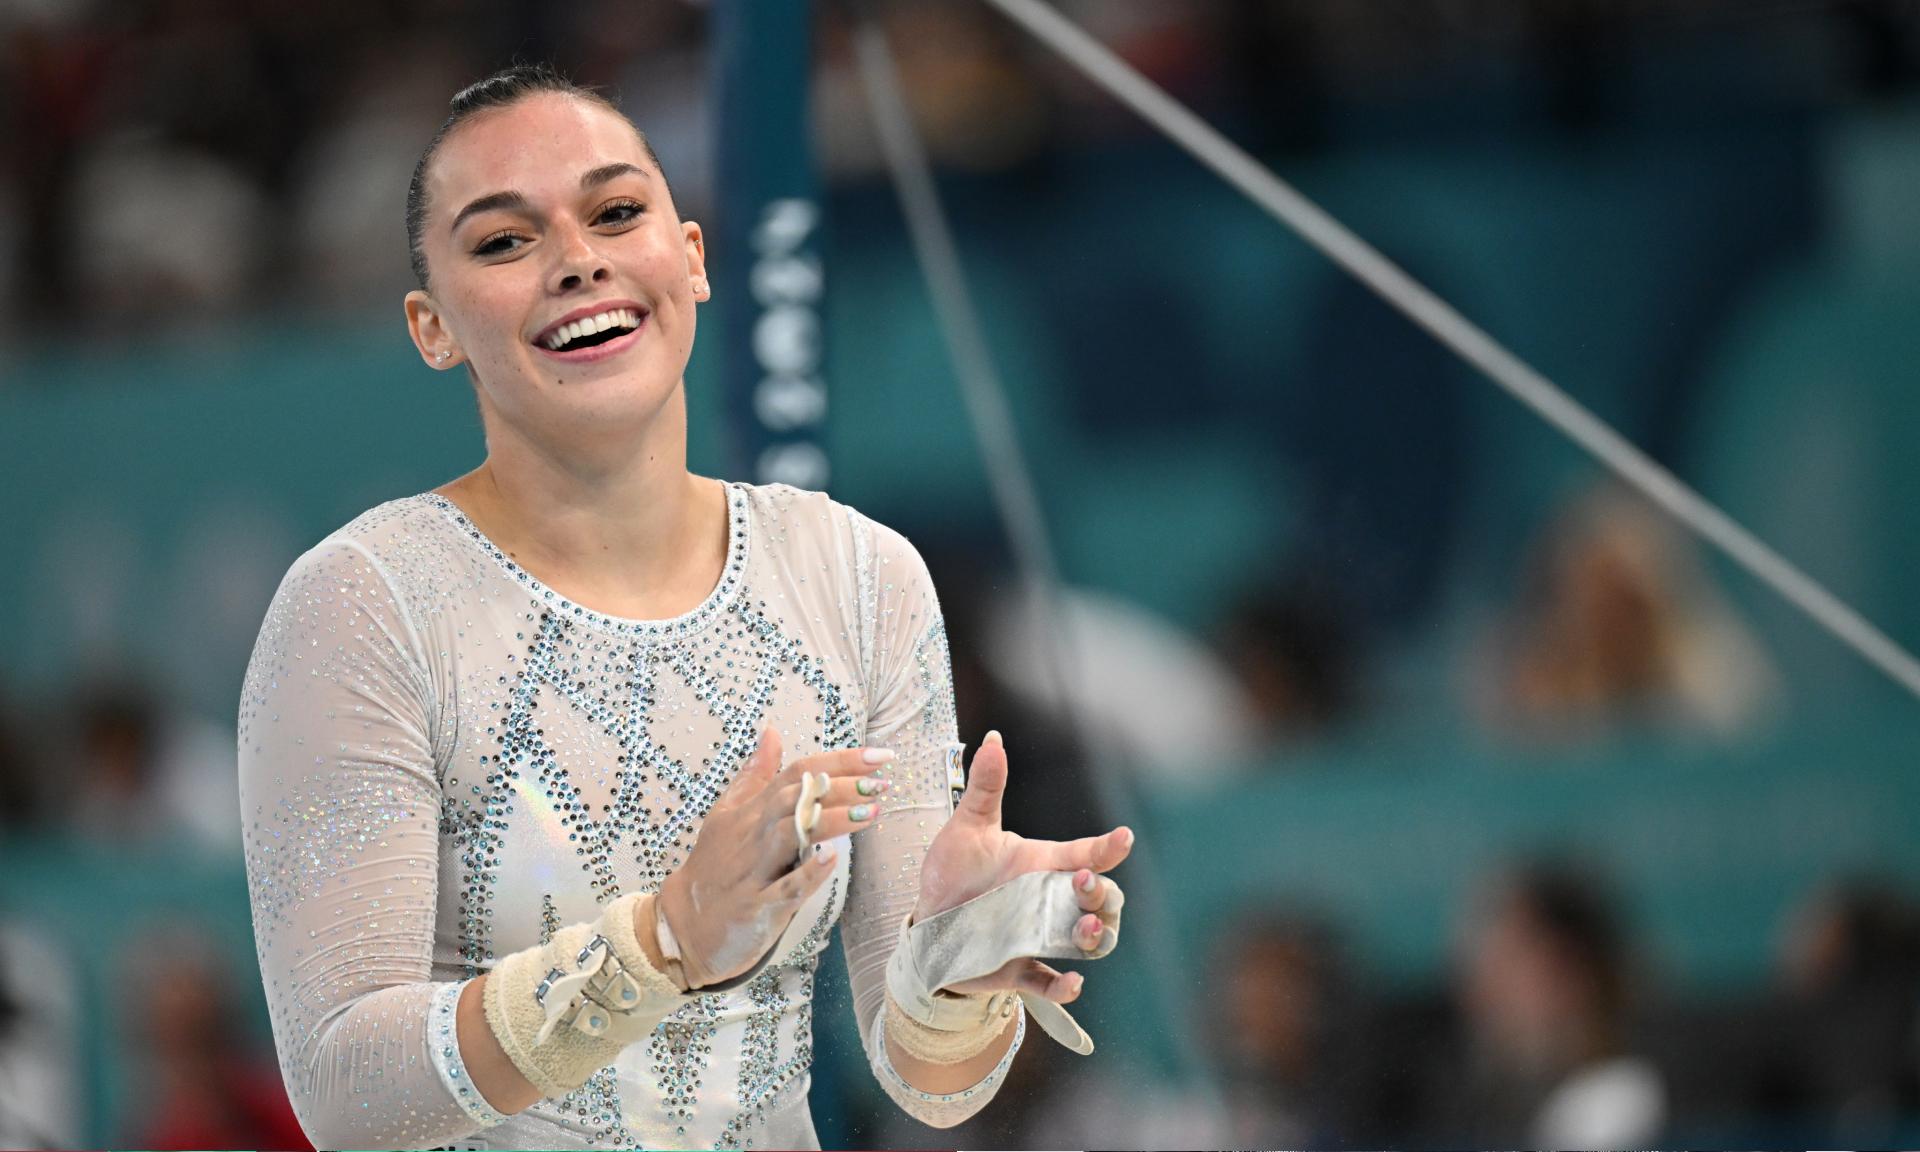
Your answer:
[473,231,526,257]
[597,200,644,226]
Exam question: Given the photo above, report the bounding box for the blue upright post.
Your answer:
[712,0,828,490]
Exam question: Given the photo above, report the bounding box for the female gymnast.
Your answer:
[238,63,1130,1150]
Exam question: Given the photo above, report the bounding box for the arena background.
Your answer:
[3,0,1920,1146]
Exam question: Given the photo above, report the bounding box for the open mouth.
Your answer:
[535,306,647,354]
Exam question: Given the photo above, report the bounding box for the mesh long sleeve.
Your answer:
[239,538,507,1149]
[838,514,1023,1129]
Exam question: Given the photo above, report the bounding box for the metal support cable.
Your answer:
[980,0,1920,704]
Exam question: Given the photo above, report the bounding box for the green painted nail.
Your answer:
[851,803,873,821]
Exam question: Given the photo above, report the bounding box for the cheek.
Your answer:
[450,284,526,358]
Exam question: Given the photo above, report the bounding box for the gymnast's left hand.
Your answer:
[910,730,1133,1004]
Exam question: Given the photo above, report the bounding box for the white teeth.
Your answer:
[542,308,642,351]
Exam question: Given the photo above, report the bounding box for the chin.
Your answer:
[552,371,684,432]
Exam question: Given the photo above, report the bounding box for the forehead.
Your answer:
[429,93,651,217]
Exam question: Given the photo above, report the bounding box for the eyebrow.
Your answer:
[449,163,651,236]
[580,162,648,190]
[449,190,530,235]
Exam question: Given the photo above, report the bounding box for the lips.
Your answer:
[534,312,648,364]
[530,299,650,363]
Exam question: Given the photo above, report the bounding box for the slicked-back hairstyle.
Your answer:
[405,63,663,290]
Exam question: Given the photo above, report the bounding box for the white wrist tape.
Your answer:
[884,989,1020,1065]
[887,870,1123,1056]
[793,770,829,862]
[482,892,781,1098]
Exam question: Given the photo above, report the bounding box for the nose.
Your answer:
[547,221,612,294]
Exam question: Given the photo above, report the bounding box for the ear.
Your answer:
[682,220,709,300]
[404,289,464,369]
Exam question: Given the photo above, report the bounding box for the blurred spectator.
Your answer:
[64,678,165,843]
[0,684,40,830]
[1444,862,1666,1147]
[73,130,268,324]
[1213,912,1359,1145]
[812,0,1054,181]
[60,676,238,851]
[1018,909,1359,1148]
[291,42,471,310]
[0,925,82,1148]
[1479,486,1780,743]
[1,1,122,329]
[1217,576,1359,747]
[1774,878,1920,1138]
[124,931,308,1151]
[923,545,1105,845]
[984,578,1261,782]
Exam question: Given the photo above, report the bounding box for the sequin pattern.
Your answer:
[241,485,1001,1150]
[717,880,842,1150]
[431,981,511,1128]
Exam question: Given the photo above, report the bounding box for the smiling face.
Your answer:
[403,92,708,458]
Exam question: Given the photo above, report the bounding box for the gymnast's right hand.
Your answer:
[654,726,891,989]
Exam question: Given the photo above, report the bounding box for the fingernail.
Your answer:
[1078,871,1096,893]
[857,777,877,796]
[862,748,895,765]
[985,730,1003,746]
[850,804,873,821]
[816,847,837,867]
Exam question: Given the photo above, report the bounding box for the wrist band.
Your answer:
[887,870,1123,1056]
[884,989,1020,1065]
[483,892,690,1099]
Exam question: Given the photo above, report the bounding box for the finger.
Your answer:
[1072,869,1117,914]
[717,725,783,809]
[781,745,896,784]
[1011,958,1083,1005]
[768,840,840,905]
[785,766,892,843]
[1039,826,1134,875]
[954,729,1008,826]
[832,770,894,805]
[767,766,861,829]
[807,800,884,841]
[1073,912,1104,952]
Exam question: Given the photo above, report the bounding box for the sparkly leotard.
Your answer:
[238,482,1023,1150]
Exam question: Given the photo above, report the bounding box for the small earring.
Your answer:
[436,351,450,364]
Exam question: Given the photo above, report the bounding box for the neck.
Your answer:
[441,382,727,616]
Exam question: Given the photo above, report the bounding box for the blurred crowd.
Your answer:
[6,0,1920,1147]
[6,0,1918,336]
